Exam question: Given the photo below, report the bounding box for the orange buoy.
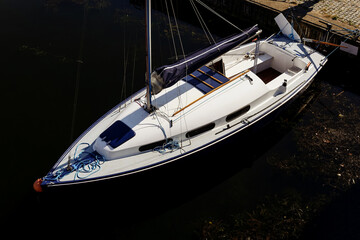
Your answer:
[33,178,43,192]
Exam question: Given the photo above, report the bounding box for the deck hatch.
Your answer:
[100,121,136,148]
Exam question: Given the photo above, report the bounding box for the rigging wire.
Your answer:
[164,0,178,61]
[69,2,88,144]
[131,33,137,94]
[169,0,186,61]
[195,0,243,32]
[190,0,215,45]
[169,0,190,135]
[120,10,129,101]
[163,0,192,145]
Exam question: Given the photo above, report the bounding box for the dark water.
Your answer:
[1,0,360,239]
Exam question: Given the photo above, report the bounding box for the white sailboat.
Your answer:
[34,1,327,191]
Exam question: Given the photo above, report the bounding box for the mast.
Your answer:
[145,0,152,111]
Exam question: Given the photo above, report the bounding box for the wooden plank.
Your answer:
[190,74,214,89]
[172,69,250,117]
[197,69,223,84]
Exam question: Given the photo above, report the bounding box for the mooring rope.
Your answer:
[154,140,180,153]
[43,143,106,182]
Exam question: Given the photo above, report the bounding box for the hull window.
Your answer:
[186,123,215,138]
[226,105,250,122]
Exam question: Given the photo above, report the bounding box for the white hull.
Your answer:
[41,35,327,188]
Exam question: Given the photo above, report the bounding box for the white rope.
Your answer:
[195,0,243,32]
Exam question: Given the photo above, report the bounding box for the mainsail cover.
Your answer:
[150,25,259,94]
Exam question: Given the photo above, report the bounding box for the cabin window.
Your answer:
[226,105,250,122]
[100,121,136,148]
[139,138,173,152]
[186,123,215,138]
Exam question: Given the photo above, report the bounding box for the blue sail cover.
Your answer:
[151,25,259,93]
